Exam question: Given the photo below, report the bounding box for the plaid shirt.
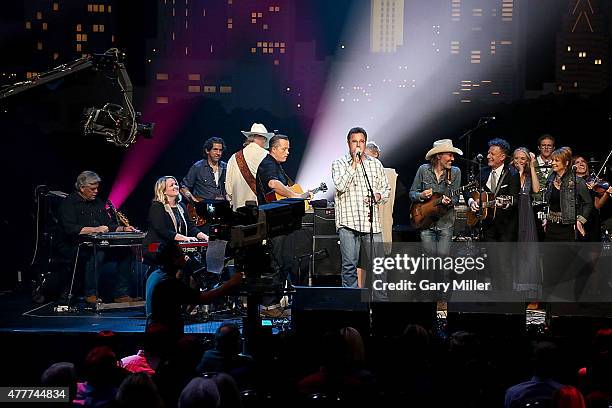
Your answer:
[332,154,390,233]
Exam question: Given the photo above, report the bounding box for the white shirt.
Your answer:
[331,154,390,233]
[537,155,552,178]
[486,165,503,192]
[225,142,268,210]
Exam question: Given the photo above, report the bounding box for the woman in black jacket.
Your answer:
[542,147,594,301]
[143,176,208,265]
[543,147,593,242]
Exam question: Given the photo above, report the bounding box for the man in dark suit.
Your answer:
[467,138,520,292]
[468,138,520,242]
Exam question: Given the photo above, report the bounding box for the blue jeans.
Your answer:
[338,227,386,297]
[420,227,453,257]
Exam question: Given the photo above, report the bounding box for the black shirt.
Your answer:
[256,154,289,204]
[142,201,200,264]
[550,187,561,212]
[146,269,200,335]
[57,191,117,254]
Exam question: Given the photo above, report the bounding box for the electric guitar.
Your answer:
[466,191,514,227]
[265,182,328,210]
[410,181,477,229]
[181,193,206,227]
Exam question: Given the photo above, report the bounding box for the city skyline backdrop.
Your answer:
[1,0,611,287]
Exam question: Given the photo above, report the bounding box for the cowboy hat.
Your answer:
[241,123,274,148]
[241,122,274,140]
[425,139,463,160]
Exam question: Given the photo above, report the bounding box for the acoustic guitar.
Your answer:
[410,181,477,229]
[465,191,514,227]
[265,182,328,210]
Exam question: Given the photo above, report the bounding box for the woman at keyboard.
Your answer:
[143,176,208,266]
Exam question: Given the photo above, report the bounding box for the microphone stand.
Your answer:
[459,117,494,181]
[358,153,377,305]
[476,155,485,241]
[572,166,579,241]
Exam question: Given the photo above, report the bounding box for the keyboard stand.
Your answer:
[64,238,144,311]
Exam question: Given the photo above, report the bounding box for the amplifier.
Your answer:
[313,207,337,235]
[312,235,341,276]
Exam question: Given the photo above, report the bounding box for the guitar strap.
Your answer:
[236,150,257,195]
[281,166,294,187]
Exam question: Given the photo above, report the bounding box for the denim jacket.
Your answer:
[409,164,461,229]
[544,171,592,225]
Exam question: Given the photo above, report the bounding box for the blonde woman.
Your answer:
[512,148,540,241]
[143,176,207,265]
[512,148,541,296]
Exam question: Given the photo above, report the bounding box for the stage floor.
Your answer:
[0,290,242,336]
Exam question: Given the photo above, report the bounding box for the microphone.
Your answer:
[475,153,484,161]
[355,148,362,158]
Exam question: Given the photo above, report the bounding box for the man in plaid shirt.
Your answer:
[332,127,391,289]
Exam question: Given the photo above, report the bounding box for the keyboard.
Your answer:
[81,231,146,246]
[147,241,208,253]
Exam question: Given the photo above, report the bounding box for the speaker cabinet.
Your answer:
[292,286,370,338]
[447,302,526,336]
[312,235,341,278]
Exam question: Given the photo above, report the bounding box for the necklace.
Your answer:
[553,174,562,189]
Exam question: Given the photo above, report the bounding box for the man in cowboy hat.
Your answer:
[409,139,463,257]
[225,123,273,210]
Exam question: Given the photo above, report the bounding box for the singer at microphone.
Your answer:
[332,127,391,291]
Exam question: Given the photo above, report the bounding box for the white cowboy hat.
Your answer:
[425,139,463,160]
[241,123,274,145]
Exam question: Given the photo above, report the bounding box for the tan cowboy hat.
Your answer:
[425,139,463,160]
[241,123,274,146]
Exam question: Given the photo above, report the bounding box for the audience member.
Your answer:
[115,372,164,408]
[40,361,78,405]
[178,377,220,408]
[552,385,586,408]
[121,323,173,375]
[505,341,563,408]
[75,346,127,407]
[212,373,243,408]
[196,323,254,388]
